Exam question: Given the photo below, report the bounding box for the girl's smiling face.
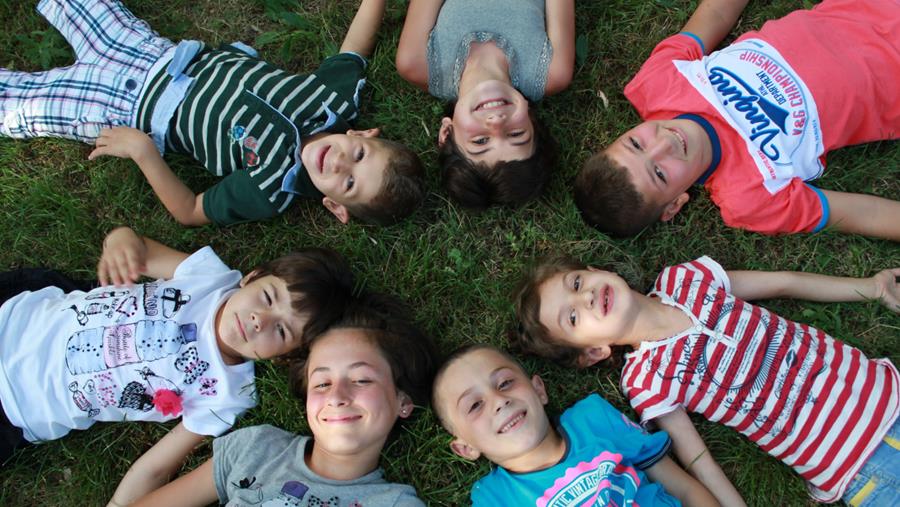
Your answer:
[305,328,412,459]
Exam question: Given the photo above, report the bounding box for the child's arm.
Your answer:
[395,0,445,90]
[128,457,218,507]
[89,127,210,226]
[680,0,750,53]
[655,408,746,506]
[820,189,900,242]
[726,266,900,312]
[339,0,386,58]
[644,456,720,507]
[544,0,575,95]
[98,226,190,286]
[107,422,209,507]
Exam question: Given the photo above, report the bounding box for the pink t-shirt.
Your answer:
[624,0,900,234]
[621,257,899,502]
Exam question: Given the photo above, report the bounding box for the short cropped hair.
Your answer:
[574,152,660,237]
[510,257,587,369]
[290,292,437,407]
[439,106,557,210]
[246,248,355,357]
[346,139,426,226]
[431,343,527,432]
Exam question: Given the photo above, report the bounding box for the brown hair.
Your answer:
[345,139,426,225]
[439,106,557,210]
[245,248,355,359]
[574,151,661,237]
[289,292,437,408]
[510,257,588,369]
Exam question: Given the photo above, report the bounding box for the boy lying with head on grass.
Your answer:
[0,226,357,505]
[514,255,900,505]
[432,344,719,506]
[1,0,424,227]
[576,0,899,240]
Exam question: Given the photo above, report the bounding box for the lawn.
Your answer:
[1,0,898,505]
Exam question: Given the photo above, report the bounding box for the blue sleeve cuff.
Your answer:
[679,31,706,55]
[340,51,368,69]
[807,184,830,232]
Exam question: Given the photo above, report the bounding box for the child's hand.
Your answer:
[873,268,900,313]
[98,227,147,287]
[89,127,157,163]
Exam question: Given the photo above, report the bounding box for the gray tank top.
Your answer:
[426,0,552,102]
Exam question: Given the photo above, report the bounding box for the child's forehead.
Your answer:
[438,349,523,394]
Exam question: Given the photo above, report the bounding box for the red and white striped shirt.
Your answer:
[621,257,899,502]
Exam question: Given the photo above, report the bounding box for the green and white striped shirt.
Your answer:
[137,46,365,225]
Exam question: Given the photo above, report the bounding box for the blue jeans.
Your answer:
[843,417,900,506]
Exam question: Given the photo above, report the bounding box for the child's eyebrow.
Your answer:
[310,362,375,375]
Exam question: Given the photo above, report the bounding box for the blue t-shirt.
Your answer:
[471,394,679,507]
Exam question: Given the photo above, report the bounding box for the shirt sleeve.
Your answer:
[202,171,282,226]
[653,256,731,296]
[313,52,367,107]
[567,394,672,470]
[173,246,232,278]
[713,177,828,234]
[624,33,705,118]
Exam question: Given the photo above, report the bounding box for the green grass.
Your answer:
[1,0,898,505]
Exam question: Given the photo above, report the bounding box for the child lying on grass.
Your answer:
[0,226,354,505]
[515,256,899,505]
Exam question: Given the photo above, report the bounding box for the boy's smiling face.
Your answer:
[214,273,307,365]
[605,119,712,220]
[435,348,553,469]
[537,267,639,365]
[301,128,389,223]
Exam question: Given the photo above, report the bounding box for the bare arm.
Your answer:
[395,0,445,90]
[107,423,208,507]
[543,0,575,96]
[644,456,720,507]
[821,189,900,241]
[129,458,218,507]
[340,0,386,58]
[98,227,190,285]
[655,409,746,507]
[680,0,750,53]
[727,267,900,312]
[89,127,209,227]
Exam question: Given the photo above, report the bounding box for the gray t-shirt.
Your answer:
[213,425,424,507]
[426,0,552,102]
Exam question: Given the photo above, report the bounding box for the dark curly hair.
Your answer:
[574,151,661,237]
[345,139,426,225]
[439,104,557,210]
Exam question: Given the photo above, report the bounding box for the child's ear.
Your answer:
[530,375,549,405]
[577,346,611,368]
[660,193,690,222]
[397,391,414,419]
[437,118,452,147]
[450,438,481,461]
[346,128,380,138]
[239,270,260,287]
[321,197,350,224]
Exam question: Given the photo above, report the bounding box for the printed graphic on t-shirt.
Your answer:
[537,451,643,507]
[674,38,823,194]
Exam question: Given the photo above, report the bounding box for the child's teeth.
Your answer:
[501,413,524,433]
[481,100,505,109]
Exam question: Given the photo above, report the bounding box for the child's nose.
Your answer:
[328,381,351,405]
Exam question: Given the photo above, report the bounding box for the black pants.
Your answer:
[0,268,95,464]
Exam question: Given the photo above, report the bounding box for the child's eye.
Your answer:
[276,323,286,340]
[629,137,641,150]
[573,275,581,291]
[346,175,355,191]
[353,379,373,385]
[473,137,488,145]
[498,378,514,390]
[569,309,577,327]
[509,131,524,138]
[314,382,330,389]
[264,291,272,306]
[468,400,483,414]
[355,148,364,162]
[654,166,667,183]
